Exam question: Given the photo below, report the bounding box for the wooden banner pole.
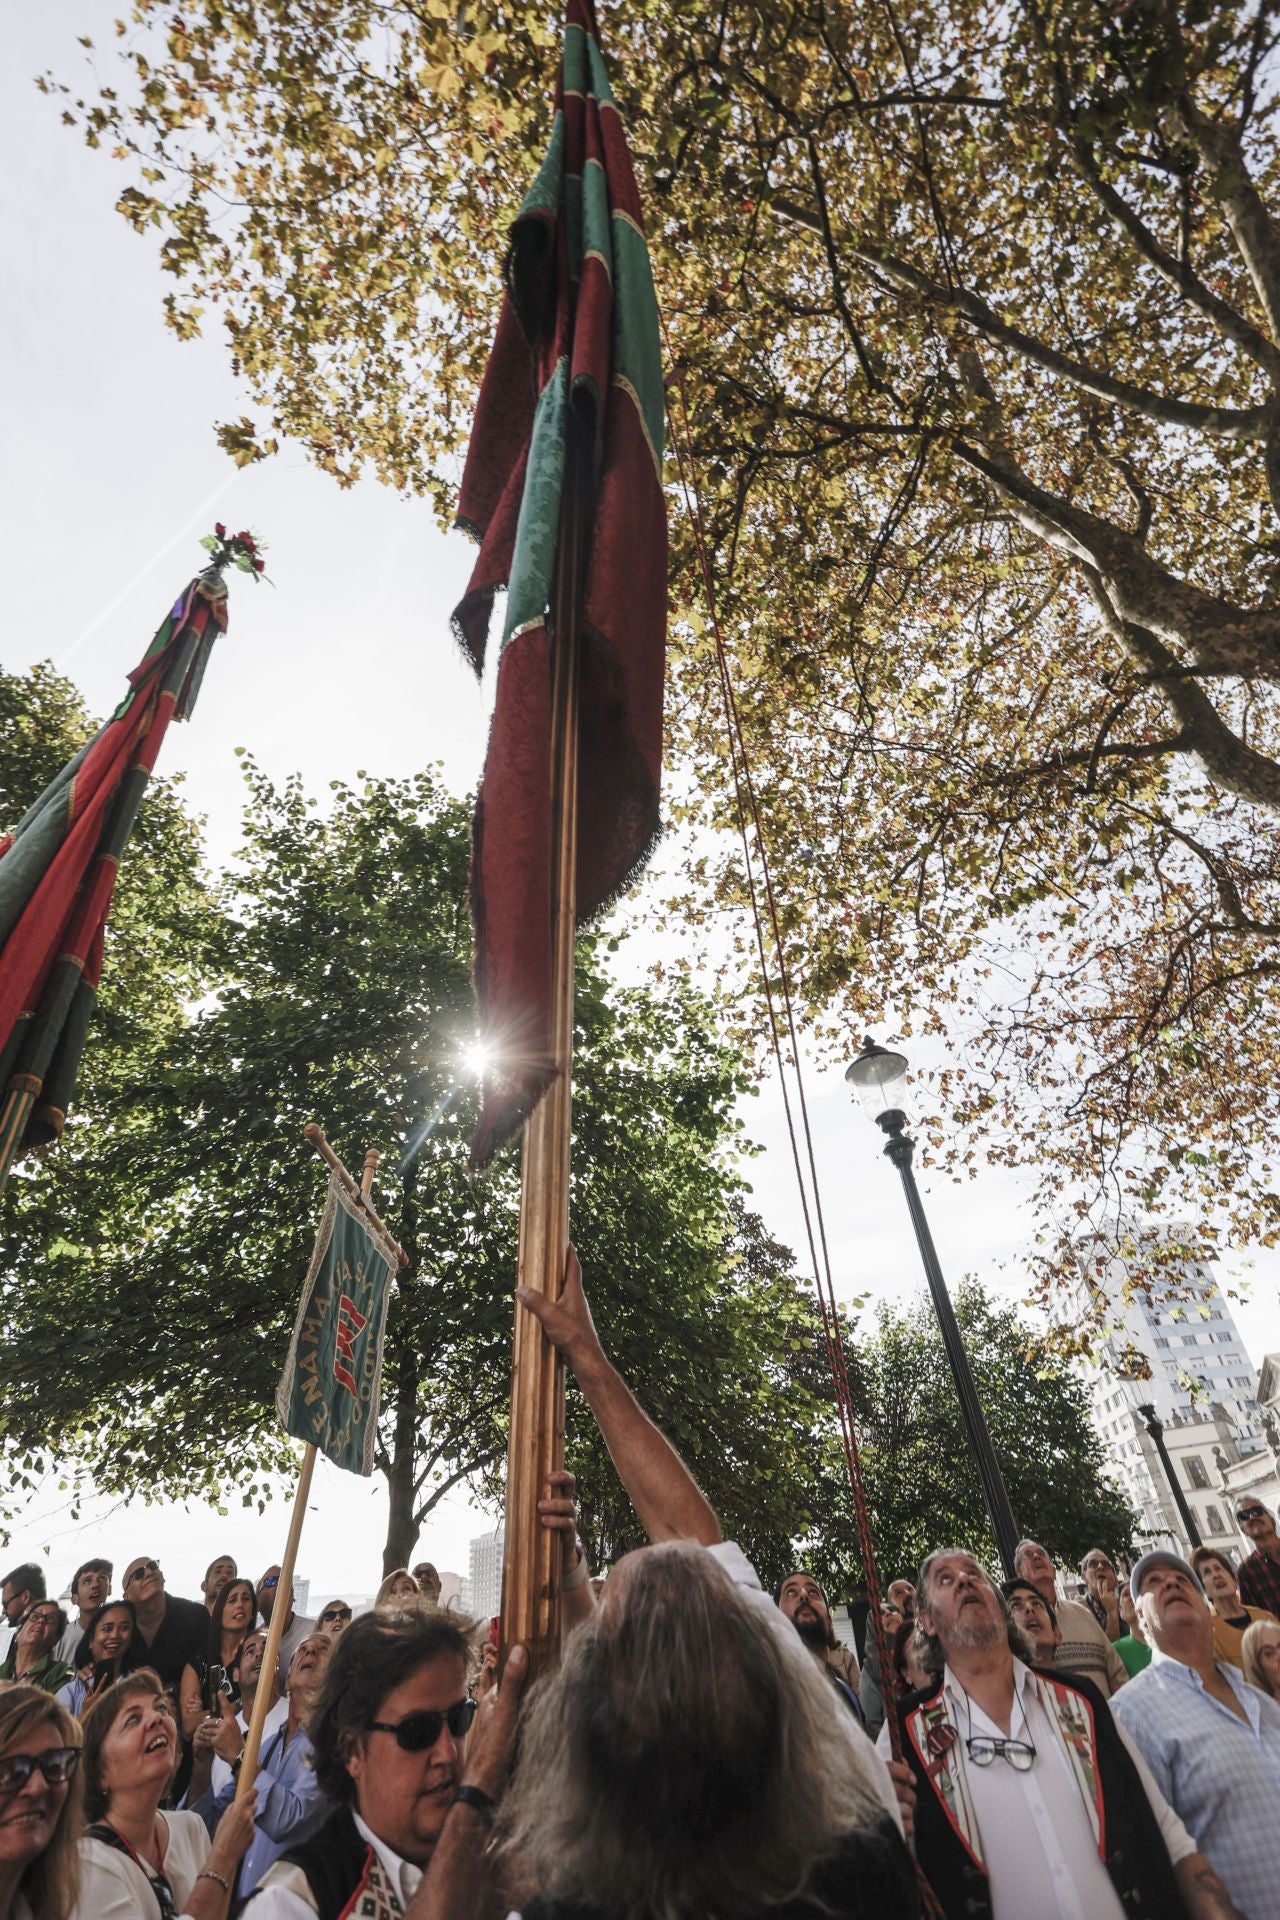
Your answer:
[236,1141,383,1800]
[500,443,586,1679]
[303,1123,409,1270]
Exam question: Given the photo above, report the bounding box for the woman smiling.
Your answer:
[0,1687,82,1920]
[56,1602,147,1720]
[72,1672,254,1919]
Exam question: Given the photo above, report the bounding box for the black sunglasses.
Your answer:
[0,1748,81,1794]
[1238,1507,1267,1521]
[124,1561,160,1585]
[367,1698,476,1751]
[320,1607,352,1622]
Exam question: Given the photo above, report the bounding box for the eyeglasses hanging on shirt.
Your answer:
[961,1687,1038,1772]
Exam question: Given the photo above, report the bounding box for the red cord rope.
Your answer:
[659,325,900,1731]
[660,336,945,1914]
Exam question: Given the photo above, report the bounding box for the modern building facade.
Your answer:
[465,1522,504,1621]
[1076,1231,1266,1550]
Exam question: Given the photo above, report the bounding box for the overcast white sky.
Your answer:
[3,9,1277,1602]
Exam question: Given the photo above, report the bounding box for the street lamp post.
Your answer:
[1136,1403,1202,1550]
[846,1038,1022,1578]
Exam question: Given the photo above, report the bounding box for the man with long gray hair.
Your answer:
[488,1248,917,1920]
[893,1548,1245,1920]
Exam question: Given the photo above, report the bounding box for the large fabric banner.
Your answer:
[453,0,668,1168]
[276,1173,397,1476]
[0,570,228,1185]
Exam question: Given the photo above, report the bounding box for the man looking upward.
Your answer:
[775,1570,862,1710]
[121,1553,208,1693]
[54,1557,111,1664]
[1012,1538,1128,1698]
[895,1549,1239,1920]
[1114,1549,1280,1920]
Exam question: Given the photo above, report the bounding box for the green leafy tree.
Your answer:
[804,1284,1138,1595]
[0,660,220,1525]
[0,748,837,1573]
[49,0,1280,1336]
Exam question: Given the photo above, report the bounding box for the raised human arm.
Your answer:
[517,1248,721,1547]
[405,1645,528,1920]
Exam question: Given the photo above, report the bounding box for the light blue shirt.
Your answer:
[1112,1643,1280,1920]
[213,1721,331,1897]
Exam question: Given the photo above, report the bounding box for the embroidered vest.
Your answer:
[254,1805,403,1920]
[895,1668,1186,1920]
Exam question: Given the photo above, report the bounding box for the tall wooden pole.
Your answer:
[237,1141,387,1800]
[500,443,585,1677]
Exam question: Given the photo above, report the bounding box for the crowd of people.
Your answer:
[4,1252,1280,1917]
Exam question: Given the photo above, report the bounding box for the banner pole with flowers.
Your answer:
[0,528,266,1189]
[236,1126,409,1802]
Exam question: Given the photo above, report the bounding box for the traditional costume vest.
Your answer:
[253,1804,403,1920]
[896,1668,1185,1920]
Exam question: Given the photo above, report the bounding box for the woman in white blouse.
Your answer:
[71,1671,253,1920]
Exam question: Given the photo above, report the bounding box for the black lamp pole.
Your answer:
[847,1042,1021,1578]
[1137,1403,1202,1549]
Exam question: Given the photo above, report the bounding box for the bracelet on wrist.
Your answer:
[197,1868,231,1892]
[453,1782,497,1826]
[561,1543,591,1592]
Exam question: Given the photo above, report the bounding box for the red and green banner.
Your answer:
[0,531,261,1186]
[454,0,668,1167]
[275,1172,397,1476]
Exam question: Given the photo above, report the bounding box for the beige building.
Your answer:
[1075,1231,1269,1553]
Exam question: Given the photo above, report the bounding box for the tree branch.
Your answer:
[412,1448,496,1528]
[850,243,1275,439]
[1167,98,1280,346]
[949,435,1280,678]
[1082,570,1280,809]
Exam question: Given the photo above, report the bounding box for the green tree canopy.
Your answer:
[50,0,1280,1341]
[807,1282,1139,1594]
[0,713,838,1576]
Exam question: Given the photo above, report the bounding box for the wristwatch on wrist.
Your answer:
[453,1783,497,1825]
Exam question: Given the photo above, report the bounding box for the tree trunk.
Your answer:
[381,1340,421,1575]
[380,1158,422,1576]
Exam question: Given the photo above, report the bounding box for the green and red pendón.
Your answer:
[0,527,263,1186]
[453,0,669,1168]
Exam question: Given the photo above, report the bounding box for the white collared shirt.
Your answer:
[352,1810,423,1912]
[937,1660,1162,1920]
[240,1809,421,1918]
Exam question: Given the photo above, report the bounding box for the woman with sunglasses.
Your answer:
[239,1608,483,1917]
[0,1686,82,1920]
[56,1601,148,1719]
[180,1581,259,1742]
[72,1671,254,1920]
[315,1603,352,1638]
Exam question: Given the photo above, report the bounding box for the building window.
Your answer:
[1206,1505,1226,1535]
[1185,1455,1210,1489]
